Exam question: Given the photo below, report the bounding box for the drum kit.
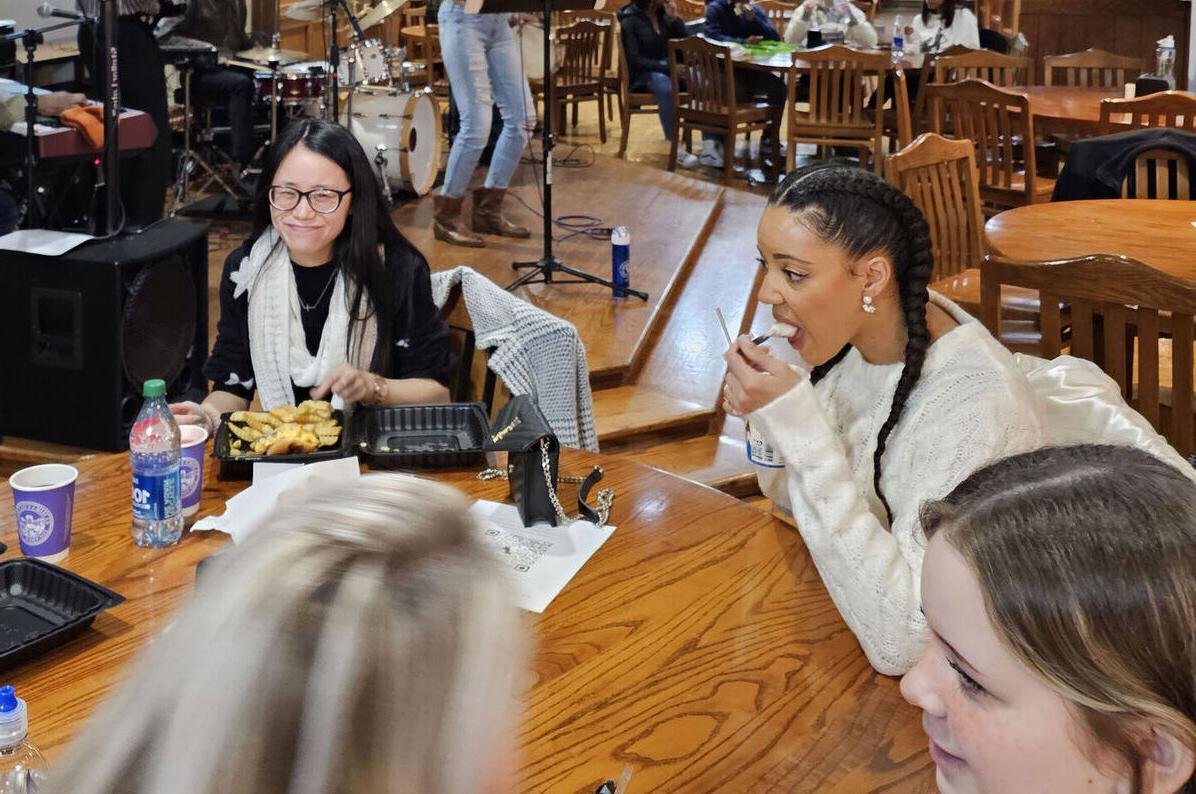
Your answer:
[223,0,441,197]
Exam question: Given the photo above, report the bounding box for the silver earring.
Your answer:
[862,295,877,314]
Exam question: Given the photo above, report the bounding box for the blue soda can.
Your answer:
[611,226,630,298]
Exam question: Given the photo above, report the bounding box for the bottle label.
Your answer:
[132,469,181,521]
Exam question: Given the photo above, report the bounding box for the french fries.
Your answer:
[224,400,340,457]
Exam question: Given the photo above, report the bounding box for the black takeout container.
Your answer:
[213,409,353,480]
[350,402,491,468]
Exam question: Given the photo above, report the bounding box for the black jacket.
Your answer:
[1053,128,1196,201]
[704,0,778,43]
[618,3,689,78]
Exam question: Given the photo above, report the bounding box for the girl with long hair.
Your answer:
[722,164,1044,675]
[47,474,524,794]
[172,118,452,436]
[903,444,1196,793]
[906,0,980,53]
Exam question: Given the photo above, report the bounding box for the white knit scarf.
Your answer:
[231,228,377,410]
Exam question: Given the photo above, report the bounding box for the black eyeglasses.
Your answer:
[268,186,352,214]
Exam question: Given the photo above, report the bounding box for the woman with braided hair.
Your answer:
[722,164,1045,676]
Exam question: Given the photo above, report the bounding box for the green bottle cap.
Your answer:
[142,379,166,398]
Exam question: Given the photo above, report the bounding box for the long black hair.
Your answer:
[768,164,934,524]
[922,0,956,27]
[253,118,406,375]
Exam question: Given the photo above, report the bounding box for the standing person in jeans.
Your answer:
[434,2,537,248]
[617,0,699,168]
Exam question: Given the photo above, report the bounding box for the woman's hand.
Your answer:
[721,336,803,416]
[311,363,379,405]
[170,401,221,437]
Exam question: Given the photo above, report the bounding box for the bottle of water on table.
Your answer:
[891,15,904,63]
[130,378,184,548]
[0,686,46,794]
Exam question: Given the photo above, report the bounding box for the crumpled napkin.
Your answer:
[191,457,360,543]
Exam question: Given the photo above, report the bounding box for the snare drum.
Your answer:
[253,63,327,106]
[340,88,442,196]
[338,39,390,85]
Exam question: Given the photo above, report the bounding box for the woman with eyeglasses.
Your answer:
[171,118,452,435]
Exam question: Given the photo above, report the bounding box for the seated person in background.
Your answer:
[0,84,89,234]
[906,0,979,53]
[157,0,257,170]
[722,164,1045,675]
[618,0,700,167]
[46,473,526,794]
[701,0,787,167]
[784,0,878,50]
[171,118,452,436]
[903,444,1196,794]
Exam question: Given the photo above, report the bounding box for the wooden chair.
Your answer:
[755,0,794,33]
[616,29,660,158]
[1121,149,1193,200]
[558,10,619,123]
[908,45,973,137]
[669,36,778,183]
[977,0,1020,39]
[886,133,1044,352]
[933,49,1032,87]
[551,20,611,143]
[981,254,1196,456]
[1043,48,1144,89]
[928,78,1053,208]
[1099,90,1196,135]
[439,284,502,414]
[785,44,895,174]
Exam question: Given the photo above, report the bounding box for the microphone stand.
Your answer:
[100,0,119,236]
[5,19,85,229]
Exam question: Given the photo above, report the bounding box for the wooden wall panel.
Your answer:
[1018,0,1190,88]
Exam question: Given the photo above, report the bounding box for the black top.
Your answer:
[204,238,454,406]
[618,3,689,78]
[704,0,779,42]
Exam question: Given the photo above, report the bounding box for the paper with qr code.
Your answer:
[469,500,616,613]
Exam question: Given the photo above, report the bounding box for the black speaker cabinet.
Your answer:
[0,220,209,451]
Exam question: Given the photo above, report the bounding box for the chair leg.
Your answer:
[872,139,884,175]
[668,124,680,172]
[723,131,735,184]
[571,99,579,128]
[770,128,780,179]
[618,107,630,159]
[786,134,795,173]
[597,97,606,144]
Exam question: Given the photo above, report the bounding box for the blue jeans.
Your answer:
[438,3,536,198]
[631,71,674,139]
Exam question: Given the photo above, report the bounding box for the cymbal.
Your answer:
[235,45,309,65]
[284,0,327,22]
[358,0,411,30]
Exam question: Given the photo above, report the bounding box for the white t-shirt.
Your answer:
[908,7,980,53]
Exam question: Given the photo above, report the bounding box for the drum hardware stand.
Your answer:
[373,143,393,207]
[504,2,647,300]
[325,0,368,121]
[169,65,248,216]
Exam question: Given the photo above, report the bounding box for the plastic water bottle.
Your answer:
[0,687,46,794]
[130,379,184,548]
[611,226,630,298]
[891,15,904,63]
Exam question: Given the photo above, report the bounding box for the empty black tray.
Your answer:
[213,409,353,480]
[351,403,490,468]
[0,558,124,670]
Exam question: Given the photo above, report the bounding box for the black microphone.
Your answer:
[36,3,87,21]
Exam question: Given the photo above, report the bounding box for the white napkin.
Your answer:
[192,457,361,543]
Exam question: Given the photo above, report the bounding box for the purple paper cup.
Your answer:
[10,464,78,564]
[179,424,208,518]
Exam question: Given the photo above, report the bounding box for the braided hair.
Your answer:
[768,164,935,525]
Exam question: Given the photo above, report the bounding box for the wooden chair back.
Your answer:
[928,78,1041,205]
[755,0,794,32]
[934,49,1032,87]
[911,45,973,135]
[1121,148,1193,200]
[439,284,501,413]
[978,0,1020,37]
[554,19,609,89]
[981,254,1196,455]
[671,35,737,117]
[1043,48,1144,89]
[885,133,985,281]
[1099,90,1196,135]
[556,8,617,26]
[678,0,706,21]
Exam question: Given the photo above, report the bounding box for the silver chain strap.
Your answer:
[477,438,614,526]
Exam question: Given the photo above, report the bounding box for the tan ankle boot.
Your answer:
[472,187,530,238]
[433,195,485,248]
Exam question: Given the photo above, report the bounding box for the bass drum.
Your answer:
[340,88,442,196]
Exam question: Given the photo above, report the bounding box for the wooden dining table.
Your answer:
[0,449,934,792]
[1017,85,1123,137]
[985,199,1196,281]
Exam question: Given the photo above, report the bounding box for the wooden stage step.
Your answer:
[592,187,767,450]
[394,156,725,389]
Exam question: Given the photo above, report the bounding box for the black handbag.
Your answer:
[482,395,612,528]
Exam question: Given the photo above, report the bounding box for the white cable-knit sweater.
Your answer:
[749,294,1045,675]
